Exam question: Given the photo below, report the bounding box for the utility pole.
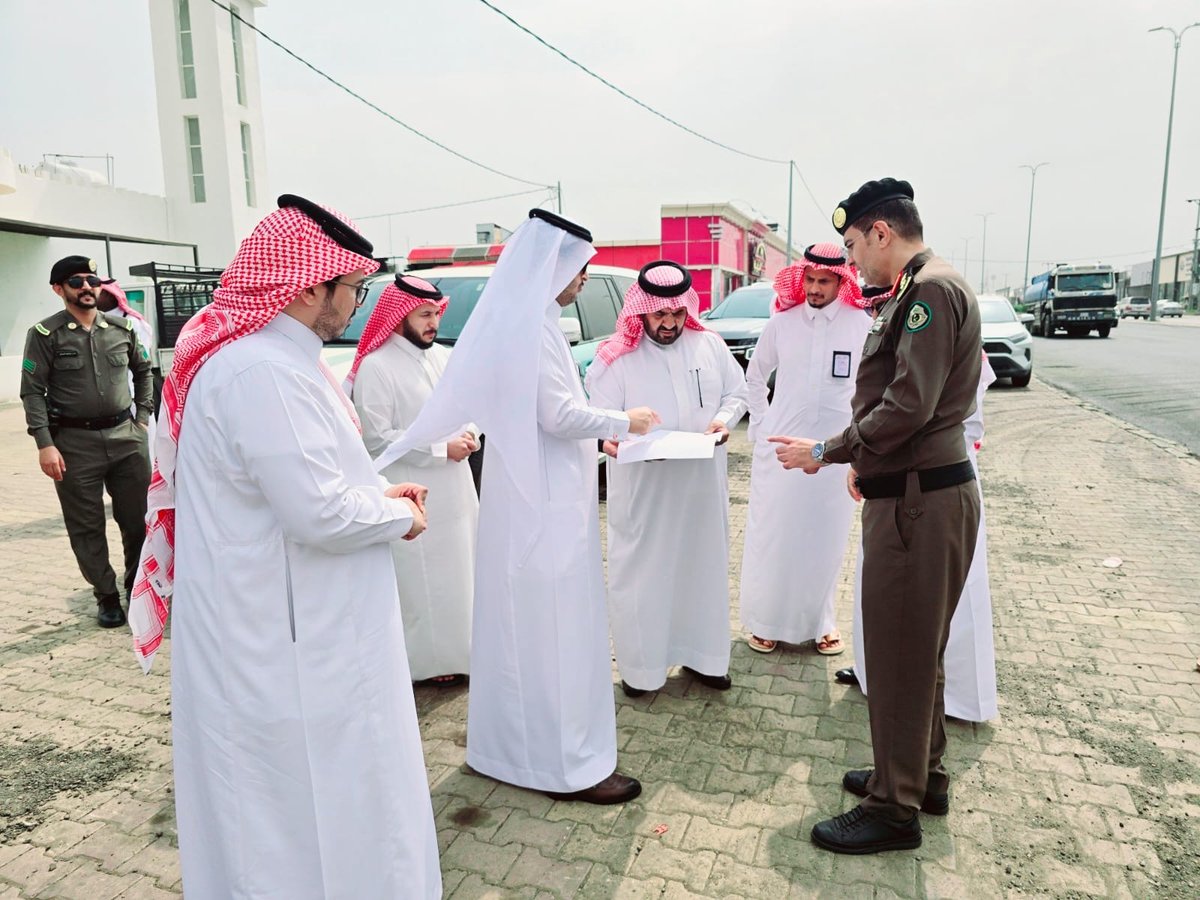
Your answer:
[961,237,971,284]
[1187,197,1200,310]
[1148,23,1199,321]
[1020,162,1049,293]
[555,181,562,214]
[786,161,795,265]
[977,212,994,293]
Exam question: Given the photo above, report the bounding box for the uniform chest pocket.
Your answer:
[53,351,83,371]
[861,331,888,359]
[106,351,129,383]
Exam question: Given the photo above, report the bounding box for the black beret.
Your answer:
[637,261,692,298]
[396,274,443,300]
[49,255,98,284]
[277,194,374,257]
[529,208,593,243]
[831,178,915,234]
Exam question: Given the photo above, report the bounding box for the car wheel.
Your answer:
[1011,371,1032,388]
[1042,313,1056,337]
[1097,325,1111,338]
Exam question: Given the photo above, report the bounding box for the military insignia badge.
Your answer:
[869,317,887,335]
[22,359,36,374]
[905,301,932,333]
[87,258,97,273]
[832,207,847,230]
[34,323,50,336]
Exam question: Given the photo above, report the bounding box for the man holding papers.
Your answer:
[586,261,748,697]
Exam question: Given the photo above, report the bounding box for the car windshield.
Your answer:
[979,299,1018,324]
[1056,273,1113,292]
[707,287,773,319]
[426,275,489,342]
[1128,298,1149,305]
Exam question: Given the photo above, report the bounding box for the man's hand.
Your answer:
[602,440,620,459]
[447,432,477,462]
[626,406,661,436]
[399,498,427,541]
[386,482,429,514]
[705,421,730,446]
[39,446,66,481]
[766,435,823,474]
[846,466,862,502]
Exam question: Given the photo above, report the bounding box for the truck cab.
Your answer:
[1025,264,1119,338]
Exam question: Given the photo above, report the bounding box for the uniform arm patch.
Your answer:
[22,359,36,374]
[34,323,51,336]
[905,301,932,333]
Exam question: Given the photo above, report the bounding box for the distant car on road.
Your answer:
[701,283,773,366]
[1158,299,1184,318]
[1120,297,1151,319]
[979,295,1033,388]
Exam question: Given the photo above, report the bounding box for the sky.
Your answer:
[3,0,1200,290]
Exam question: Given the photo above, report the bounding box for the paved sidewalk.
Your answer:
[1,380,1197,899]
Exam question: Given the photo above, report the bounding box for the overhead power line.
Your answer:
[209,0,552,189]
[356,187,553,220]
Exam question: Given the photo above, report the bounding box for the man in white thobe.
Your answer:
[128,195,441,898]
[371,209,659,804]
[97,278,157,466]
[586,261,747,696]
[843,349,998,722]
[740,244,872,655]
[348,274,479,686]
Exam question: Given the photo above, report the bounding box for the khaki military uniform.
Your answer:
[824,250,982,821]
[20,310,154,604]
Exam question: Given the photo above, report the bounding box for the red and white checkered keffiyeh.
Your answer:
[593,262,707,368]
[128,203,379,672]
[773,242,865,313]
[344,277,448,391]
[98,279,148,323]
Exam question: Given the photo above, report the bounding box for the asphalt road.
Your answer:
[1027,315,1200,456]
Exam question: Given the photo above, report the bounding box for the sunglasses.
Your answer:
[65,275,103,289]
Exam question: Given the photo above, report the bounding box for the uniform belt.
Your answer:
[855,460,975,500]
[54,409,133,431]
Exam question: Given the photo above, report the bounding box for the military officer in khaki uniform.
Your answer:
[20,256,154,628]
[768,179,982,854]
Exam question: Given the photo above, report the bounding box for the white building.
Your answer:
[0,0,269,399]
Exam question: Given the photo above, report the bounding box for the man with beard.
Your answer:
[585,261,747,697]
[347,274,479,687]
[127,196,442,897]
[20,256,153,627]
[770,178,982,854]
[739,244,870,658]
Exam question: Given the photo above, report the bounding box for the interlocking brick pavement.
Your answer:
[1,379,1197,899]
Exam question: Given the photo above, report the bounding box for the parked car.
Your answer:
[979,295,1033,388]
[1120,297,1151,319]
[1158,299,1184,318]
[701,283,774,366]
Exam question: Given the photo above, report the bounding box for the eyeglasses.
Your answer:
[65,275,103,289]
[330,279,371,307]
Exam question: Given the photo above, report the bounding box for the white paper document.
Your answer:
[615,430,721,464]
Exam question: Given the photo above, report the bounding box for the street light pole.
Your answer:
[977,212,994,293]
[1020,162,1049,295]
[961,237,970,284]
[786,161,795,265]
[1148,23,1200,321]
[1186,197,1200,310]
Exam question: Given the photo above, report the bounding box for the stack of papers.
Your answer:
[615,430,721,464]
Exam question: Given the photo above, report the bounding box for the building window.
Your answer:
[177,0,197,99]
[239,122,256,206]
[184,117,206,203]
[230,3,247,105]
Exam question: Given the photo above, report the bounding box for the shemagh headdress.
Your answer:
[98,279,148,323]
[773,242,865,313]
[128,194,379,672]
[592,261,707,370]
[344,274,448,392]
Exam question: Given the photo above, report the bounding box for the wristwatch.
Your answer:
[812,440,826,463]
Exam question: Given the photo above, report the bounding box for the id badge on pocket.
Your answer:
[832,350,852,378]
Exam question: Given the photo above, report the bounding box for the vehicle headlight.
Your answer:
[1009,331,1031,343]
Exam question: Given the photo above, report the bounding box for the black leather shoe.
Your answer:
[96,595,126,629]
[811,805,921,854]
[545,771,642,805]
[834,667,859,686]
[621,681,647,698]
[683,667,732,691]
[842,769,949,816]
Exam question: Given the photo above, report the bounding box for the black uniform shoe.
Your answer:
[545,771,642,805]
[682,667,732,691]
[621,681,647,698]
[834,667,859,686]
[96,595,126,629]
[842,769,949,816]
[810,805,922,854]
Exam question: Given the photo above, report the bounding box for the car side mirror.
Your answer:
[1019,313,1035,326]
[559,316,583,345]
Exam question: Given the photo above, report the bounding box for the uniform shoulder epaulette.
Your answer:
[32,311,70,336]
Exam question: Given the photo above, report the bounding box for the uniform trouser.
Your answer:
[860,473,980,821]
[52,421,150,603]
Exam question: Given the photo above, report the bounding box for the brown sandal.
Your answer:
[748,634,777,653]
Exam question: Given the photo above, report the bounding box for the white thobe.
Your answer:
[467,316,630,792]
[739,301,872,642]
[853,360,998,721]
[586,329,748,690]
[354,334,478,681]
[170,315,440,899]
